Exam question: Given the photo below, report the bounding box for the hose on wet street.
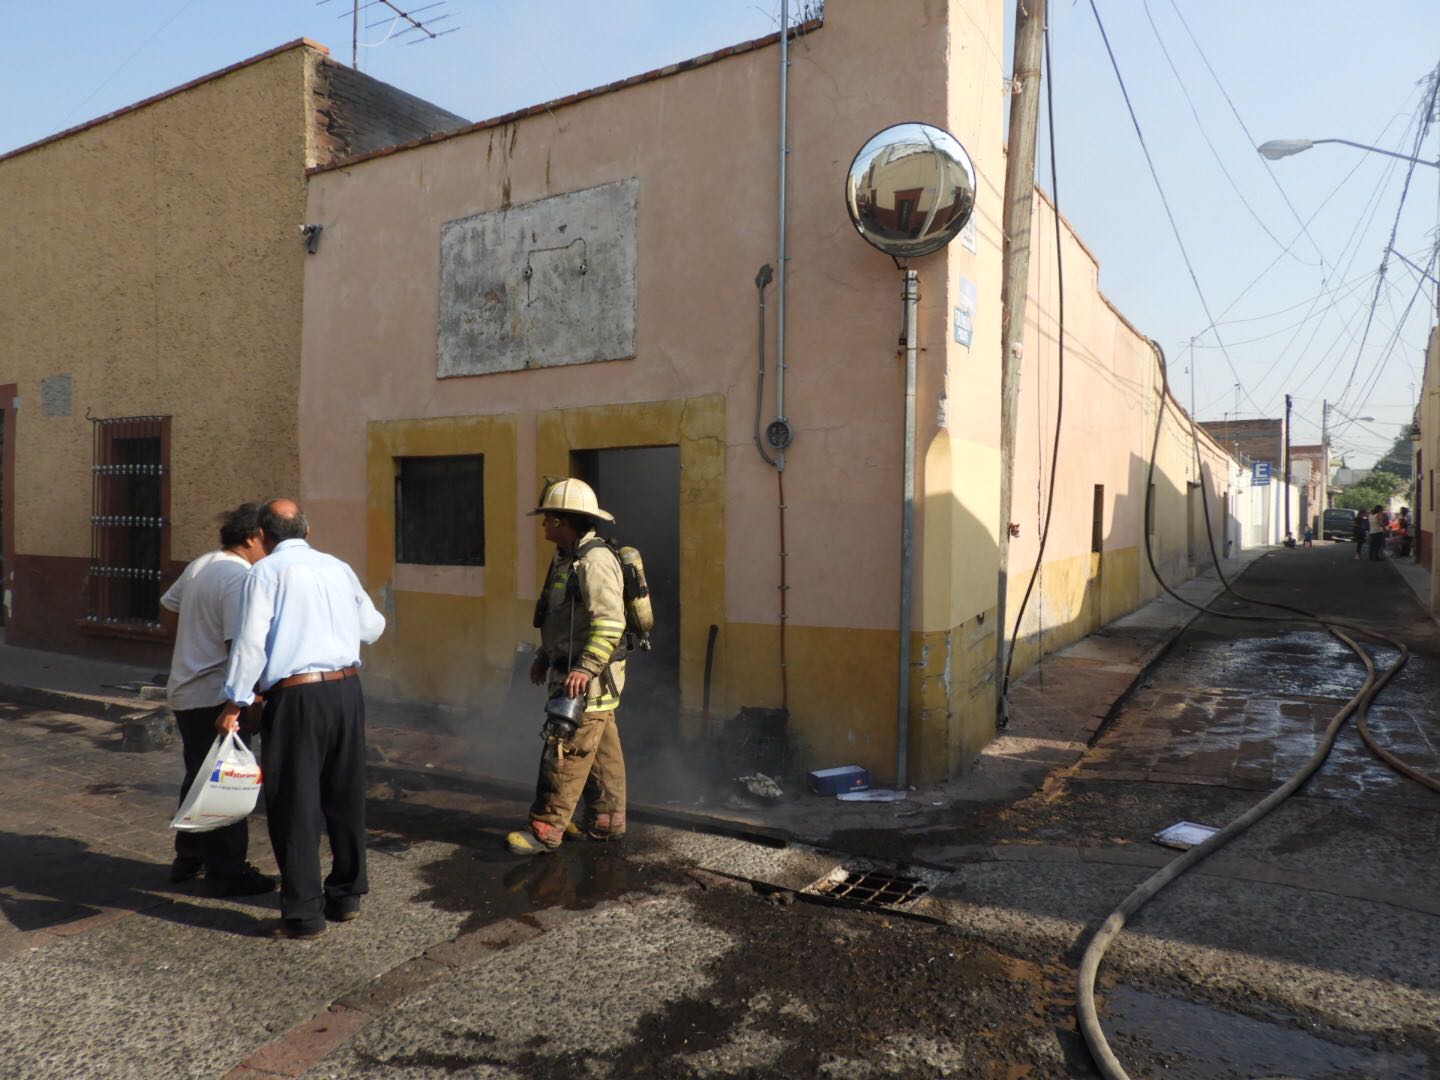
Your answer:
[1076,339,1428,1080]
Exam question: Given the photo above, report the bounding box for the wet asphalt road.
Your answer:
[0,543,1437,1078]
[915,542,1440,1077]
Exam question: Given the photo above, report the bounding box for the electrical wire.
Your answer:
[1001,18,1064,707]
[1085,0,1262,420]
[1140,0,1313,264]
[1076,341,1424,1080]
[1076,10,1440,1073]
[1164,0,1329,270]
[1186,108,1420,414]
[1332,66,1440,411]
[57,0,203,130]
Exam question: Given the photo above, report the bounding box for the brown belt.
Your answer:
[273,666,359,691]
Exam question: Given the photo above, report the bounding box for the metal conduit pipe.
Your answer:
[896,269,919,789]
[774,0,790,455]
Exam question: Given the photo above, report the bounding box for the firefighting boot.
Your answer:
[506,820,563,855]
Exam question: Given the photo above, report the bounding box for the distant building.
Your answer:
[299,1,1239,783]
[1197,418,1285,472]
[0,40,464,661]
[1290,443,1327,530]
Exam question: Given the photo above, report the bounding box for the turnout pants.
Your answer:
[529,709,627,845]
[173,705,249,877]
[261,677,368,930]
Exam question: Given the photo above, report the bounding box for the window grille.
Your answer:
[87,415,169,629]
[395,455,484,566]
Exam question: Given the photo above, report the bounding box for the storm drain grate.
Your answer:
[811,868,930,909]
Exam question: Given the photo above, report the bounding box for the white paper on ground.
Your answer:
[837,789,906,803]
[1152,820,1219,850]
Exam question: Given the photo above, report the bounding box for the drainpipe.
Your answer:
[773,0,791,464]
[897,269,919,789]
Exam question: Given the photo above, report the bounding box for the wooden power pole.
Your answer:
[1284,393,1292,540]
[994,0,1046,725]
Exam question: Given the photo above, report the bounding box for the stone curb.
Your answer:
[0,680,145,723]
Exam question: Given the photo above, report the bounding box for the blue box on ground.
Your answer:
[808,765,870,795]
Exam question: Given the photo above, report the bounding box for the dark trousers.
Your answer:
[260,677,368,930]
[174,705,249,877]
[1368,532,1386,560]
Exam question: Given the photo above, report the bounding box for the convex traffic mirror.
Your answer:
[845,123,976,259]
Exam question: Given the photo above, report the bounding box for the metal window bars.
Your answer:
[87,414,168,630]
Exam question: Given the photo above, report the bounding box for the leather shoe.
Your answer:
[168,857,203,884]
[254,918,325,941]
[324,904,360,923]
[214,866,278,897]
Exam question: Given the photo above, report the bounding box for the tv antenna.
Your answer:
[317,0,459,68]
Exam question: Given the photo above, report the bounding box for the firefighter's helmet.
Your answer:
[528,477,615,523]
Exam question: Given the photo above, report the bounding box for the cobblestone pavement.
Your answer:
[2,543,1438,1078]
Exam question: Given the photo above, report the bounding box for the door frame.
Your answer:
[535,396,724,734]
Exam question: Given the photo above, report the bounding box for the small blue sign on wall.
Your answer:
[1252,461,1272,486]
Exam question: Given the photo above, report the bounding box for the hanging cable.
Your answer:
[1085,1,1263,421]
[1333,65,1439,410]
[1077,8,1439,1073]
[1001,18,1065,708]
[1077,341,1424,1080]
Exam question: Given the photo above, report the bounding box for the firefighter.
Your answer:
[507,478,628,854]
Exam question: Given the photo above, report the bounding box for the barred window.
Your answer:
[88,415,169,628]
[395,455,484,566]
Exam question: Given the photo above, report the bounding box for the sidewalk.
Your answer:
[1389,550,1437,626]
[0,546,1277,851]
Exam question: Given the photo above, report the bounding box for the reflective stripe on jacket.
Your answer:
[539,530,626,713]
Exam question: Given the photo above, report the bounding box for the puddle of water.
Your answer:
[409,839,677,935]
[1106,984,1430,1079]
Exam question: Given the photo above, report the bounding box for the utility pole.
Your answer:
[1321,400,1330,511]
[1284,393,1292,539]
[994,0,1046,726]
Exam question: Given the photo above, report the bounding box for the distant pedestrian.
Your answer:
[161,503,275,896]
[1368,504,1388,561]
[1397,507,1413,557]
[1352,510,1369,560]
[1302,525,1313,549]
[217,499,386,940]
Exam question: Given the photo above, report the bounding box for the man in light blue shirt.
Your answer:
[217,498,385,940]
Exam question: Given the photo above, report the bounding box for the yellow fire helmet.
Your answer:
[529,476,615,523]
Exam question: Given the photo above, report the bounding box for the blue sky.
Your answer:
[3,1,1436,467]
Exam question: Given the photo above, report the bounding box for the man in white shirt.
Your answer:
[162,503,275,896]
[218,499,386,939]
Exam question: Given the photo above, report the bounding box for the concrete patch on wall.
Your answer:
[437,179,638,377]
[40,375,72,417]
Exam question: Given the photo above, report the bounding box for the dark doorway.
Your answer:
[570,446,681,745]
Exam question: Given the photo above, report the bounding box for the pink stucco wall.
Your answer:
[301,0,988,633]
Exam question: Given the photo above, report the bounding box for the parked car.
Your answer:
[1321,507,1357,541]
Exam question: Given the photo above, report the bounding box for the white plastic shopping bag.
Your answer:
[169,731,262,832]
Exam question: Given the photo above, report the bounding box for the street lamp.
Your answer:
[1257,138,1440,169]
[1320,401,1376,508]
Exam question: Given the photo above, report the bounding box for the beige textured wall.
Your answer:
[0,46,311,562]
[300,0,959,629]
